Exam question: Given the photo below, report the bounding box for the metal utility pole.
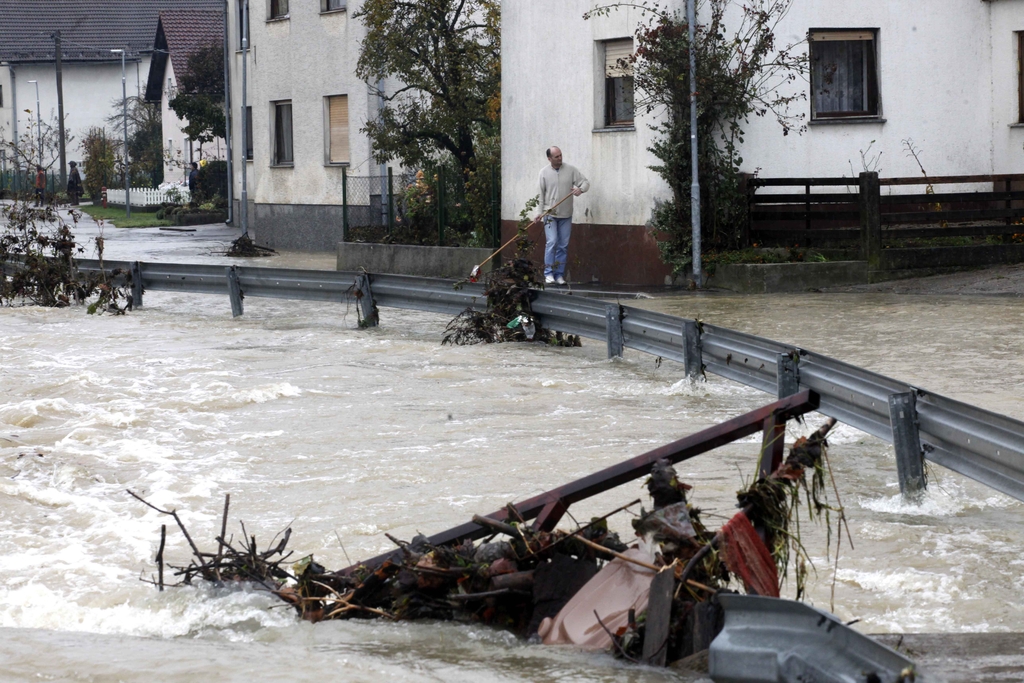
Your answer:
[54,31,67,189]
[222,0,234,225]
[687,0,702,286]
[27,80,42,168]
[112,49,131,217]
[240,0,249,237]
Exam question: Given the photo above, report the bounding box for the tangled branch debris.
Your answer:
[225,233,276,257]
[0,200,134,312]
[443,199,580,347]
[134,420,845,668]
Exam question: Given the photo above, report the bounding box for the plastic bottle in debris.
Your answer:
[522,317,536,341]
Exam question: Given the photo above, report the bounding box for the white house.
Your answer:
[0,0,222,182]
[225,0,398,251]
[502,0,1024,285]
[144,10,229,183]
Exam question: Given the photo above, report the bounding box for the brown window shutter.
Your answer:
[329,95,349,164]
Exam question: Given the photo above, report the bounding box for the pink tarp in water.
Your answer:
[538,547,656,650]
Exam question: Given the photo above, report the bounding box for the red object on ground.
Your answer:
[719,512,780,598]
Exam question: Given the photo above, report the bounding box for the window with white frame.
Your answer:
[603,38,634,127]
[809,29,880,119]
[272,101,293,165]
[321,0,345,12]
[325,95,349,164]
[1017,32,1024,123]
[269,0,288,19]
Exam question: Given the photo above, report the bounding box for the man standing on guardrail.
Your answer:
[538,147,589,285]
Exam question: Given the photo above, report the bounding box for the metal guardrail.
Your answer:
[71,258,1024,503]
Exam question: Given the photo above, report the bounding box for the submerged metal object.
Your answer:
[710,594,929,683]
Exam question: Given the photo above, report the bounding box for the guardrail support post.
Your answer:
[130,261,143,309]
[356,273,378,327]
[889,391,926,499]
[683,320,702,380]
[777,352,799,398]
[226,266,243,317]
[606,304,623,358]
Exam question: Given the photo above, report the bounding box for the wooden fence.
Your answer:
[746,173,1024,249]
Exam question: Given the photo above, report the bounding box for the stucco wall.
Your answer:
[503,0,1024,228]
[3,58,152,167]
[227,1,393,244]
[501,0,670,228]
[159,60,227,183]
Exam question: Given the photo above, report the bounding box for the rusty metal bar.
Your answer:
[341,390,819,574]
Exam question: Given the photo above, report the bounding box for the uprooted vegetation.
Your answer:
[132,419,847,667]
[442,198,581,347]
[0,200,134,313]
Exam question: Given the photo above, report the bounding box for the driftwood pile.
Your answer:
[133,419,842,668]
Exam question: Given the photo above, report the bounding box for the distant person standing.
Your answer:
[34,167,46,206]
[67,161,83,206]
[537,147,589,285]
[188,162,199,201]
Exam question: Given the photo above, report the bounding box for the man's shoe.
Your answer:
[545,275,555,284]
[555,276,566,285]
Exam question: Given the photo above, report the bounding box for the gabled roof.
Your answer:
[0,0,222,63]
[144,10,225,103]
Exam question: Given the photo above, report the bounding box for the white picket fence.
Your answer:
[106,187,191,207]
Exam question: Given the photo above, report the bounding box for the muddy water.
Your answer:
[1,219,1022,681]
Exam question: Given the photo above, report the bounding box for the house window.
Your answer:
[321,0,345,12]
[604,38,634,127]
[269,0,288,19]
[809,30,880,119]
[245,106,254,160]
[1018,32,1024,123]
[272,101,293,165]
[237,0,251,49]
[0,84,4,108]
[326,95,349,164]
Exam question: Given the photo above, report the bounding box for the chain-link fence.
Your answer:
[0,169,63,199]
[342,164,500,248]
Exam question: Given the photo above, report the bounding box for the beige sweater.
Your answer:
[538,163,590,219]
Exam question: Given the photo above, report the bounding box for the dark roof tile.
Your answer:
[0,0,223,63]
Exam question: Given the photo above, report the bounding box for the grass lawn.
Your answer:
[78,204,171,229]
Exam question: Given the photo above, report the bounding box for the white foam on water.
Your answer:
[0,582,296,639]
[858,480,1016,517]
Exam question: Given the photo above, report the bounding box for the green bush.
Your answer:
[195,160,227,203]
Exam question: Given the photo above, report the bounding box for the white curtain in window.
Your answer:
[275,102,293,164]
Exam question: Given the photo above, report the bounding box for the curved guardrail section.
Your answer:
[67,258,1024,502]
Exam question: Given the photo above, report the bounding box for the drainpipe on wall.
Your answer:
[223,0,234,224]
[9,64,19,174]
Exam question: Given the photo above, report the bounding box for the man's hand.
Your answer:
[571,187,583,196]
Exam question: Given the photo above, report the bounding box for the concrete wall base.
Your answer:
[710,261,869,293]
[337,242,496,279]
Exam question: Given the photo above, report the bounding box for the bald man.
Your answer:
[538,147,589,285]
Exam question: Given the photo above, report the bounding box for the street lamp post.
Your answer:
[27,80,42,168]
[687,0,702,287]
[240,0,250,237]
[111,49,131,218]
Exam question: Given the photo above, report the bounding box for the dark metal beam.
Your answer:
[340,390,819,575]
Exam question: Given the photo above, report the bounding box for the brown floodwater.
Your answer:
[1,217,1021,681]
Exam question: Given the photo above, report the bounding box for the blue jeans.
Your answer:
[544,217,572,278]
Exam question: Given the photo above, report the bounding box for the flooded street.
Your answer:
[1,217,1022,681]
